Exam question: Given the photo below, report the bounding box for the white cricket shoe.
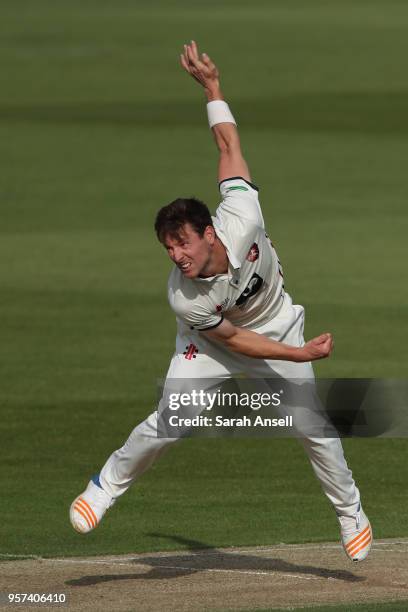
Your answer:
[338,504,372,562]
[70,476,115,534]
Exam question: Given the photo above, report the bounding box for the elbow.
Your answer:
[224,335,256,358]
[220,330,242,354]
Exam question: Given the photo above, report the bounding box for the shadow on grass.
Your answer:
[66,533,365,586]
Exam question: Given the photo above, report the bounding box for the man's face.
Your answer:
[163,223,215,279]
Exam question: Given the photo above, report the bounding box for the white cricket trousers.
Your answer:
[100,294,360,517]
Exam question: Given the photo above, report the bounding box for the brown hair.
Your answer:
[155,197,213,243]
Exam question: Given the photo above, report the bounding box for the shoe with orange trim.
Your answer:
[338,504,372,562]
[70,475,115,534]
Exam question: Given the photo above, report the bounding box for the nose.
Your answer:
[171,246,183,263]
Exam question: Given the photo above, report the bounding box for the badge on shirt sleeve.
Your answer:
[246,243,259,262]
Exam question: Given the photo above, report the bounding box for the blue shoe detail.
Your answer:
[91,474,102,489]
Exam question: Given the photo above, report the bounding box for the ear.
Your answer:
[203,225,216,246]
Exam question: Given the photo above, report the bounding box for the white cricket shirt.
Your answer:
[168,177,284,331]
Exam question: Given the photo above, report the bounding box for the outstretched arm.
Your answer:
[180,42,334,364]
[203,318,334,363]
[180,41,250,184]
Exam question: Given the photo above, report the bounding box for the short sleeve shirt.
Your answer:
[168,177,284,331]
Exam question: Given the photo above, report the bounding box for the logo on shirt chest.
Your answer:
[246,242,259,262]
[235,273,263,307]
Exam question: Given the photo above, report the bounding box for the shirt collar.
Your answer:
[194,261,240,288]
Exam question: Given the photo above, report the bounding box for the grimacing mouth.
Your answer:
[178,261,192,272]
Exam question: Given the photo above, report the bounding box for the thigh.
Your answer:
[238,300,314,380]
[157,323,244,436]
[167,322,243,379]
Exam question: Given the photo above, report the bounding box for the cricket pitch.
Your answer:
[1,539,408,611]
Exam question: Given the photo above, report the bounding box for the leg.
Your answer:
[70,325,241,532]
[241,295,371,560]
[100,328,240,498]
[99,405,178,499]
[299,436,359,515]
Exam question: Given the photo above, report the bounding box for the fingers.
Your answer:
[182,44,192,71]
[321,334,334,357]
[186,41,201,69]
[190,39,200,61]
[201,52,216,71]
[305,332,333,361]
[323,333,334,352]
[180,41,219,83]
[320,332,331,342]
[183,40,206,71]
[313,332,332,345]
[180,52,190,73]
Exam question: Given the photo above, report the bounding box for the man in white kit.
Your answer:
[70,42,372,562]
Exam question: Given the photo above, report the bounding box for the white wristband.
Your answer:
[207,100,237,128]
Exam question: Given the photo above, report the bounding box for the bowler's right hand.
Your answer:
[180,40,220,91]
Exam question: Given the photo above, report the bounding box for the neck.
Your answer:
[199,237,228,278]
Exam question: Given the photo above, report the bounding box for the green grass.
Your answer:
[0,0,407,561]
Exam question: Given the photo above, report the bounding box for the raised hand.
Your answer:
[180,40,219,90]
